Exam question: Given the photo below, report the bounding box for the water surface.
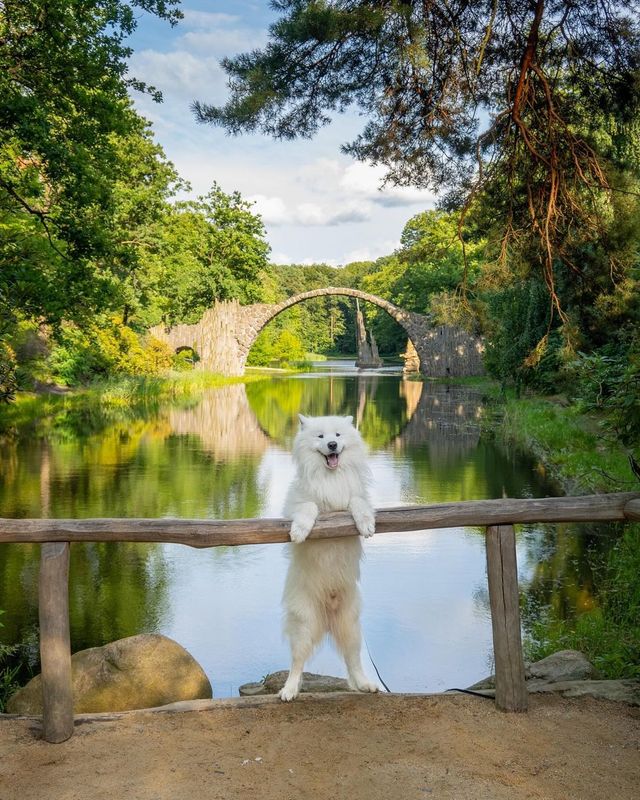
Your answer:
[0,363,610,696]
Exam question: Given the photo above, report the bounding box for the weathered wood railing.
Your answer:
[2,492,639,743]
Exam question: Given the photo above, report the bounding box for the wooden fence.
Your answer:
[2,492,639,743]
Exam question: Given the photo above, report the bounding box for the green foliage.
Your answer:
[147,184,272,326]
[0,0,181,330]
[0,343,17,403]
[483,280,562,393]
[248,263,362,359]
[201,0,640,316]
[0,609,30,711]
[47,319,175,385]
[363,211,484,315]
[359,209,485,351]
[248,325,306,367]
[568,331,640,463]
[526,525,640,679]
[497,393,632,493]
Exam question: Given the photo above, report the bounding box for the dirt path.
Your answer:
[1,693,638,800]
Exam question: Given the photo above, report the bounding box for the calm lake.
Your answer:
[0,362,613,696]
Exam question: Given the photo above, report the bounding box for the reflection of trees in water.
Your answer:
[0,386,269,672]
[0,539,171,684]
[520,522,619,630]
[472,521,615,654]
[394,384,560,503]
[169,384,269,461]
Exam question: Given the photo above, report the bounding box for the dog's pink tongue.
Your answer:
[327,453,339,469]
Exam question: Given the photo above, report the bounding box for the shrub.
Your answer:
[569,330,640,459]
[0,342,17,402]
[48,320,177,385]
[483,279,562,394]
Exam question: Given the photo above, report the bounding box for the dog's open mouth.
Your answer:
[324,452,340,470]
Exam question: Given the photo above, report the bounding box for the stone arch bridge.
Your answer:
[150,287,484,377]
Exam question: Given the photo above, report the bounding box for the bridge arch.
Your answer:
[149,288,485,377]
[244,286,417,365]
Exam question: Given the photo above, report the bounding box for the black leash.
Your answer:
[364,637,391,692]
[444,687,494,699]
[364,637,494,699]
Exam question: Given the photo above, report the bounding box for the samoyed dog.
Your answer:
[279,413,379,702]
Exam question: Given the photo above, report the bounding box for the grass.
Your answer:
[481,384,640,679]
[495,393,635,493]
[85,371,263,407]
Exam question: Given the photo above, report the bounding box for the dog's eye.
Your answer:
[318,434,324,439]
[336,433,340,437]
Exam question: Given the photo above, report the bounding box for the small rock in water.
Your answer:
[239,670,352,696]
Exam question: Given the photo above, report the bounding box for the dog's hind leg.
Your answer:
[279,610,321,702]
[330,594,379,694]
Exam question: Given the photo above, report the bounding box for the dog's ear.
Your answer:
[298,414,309,428]
[344,415,354,426]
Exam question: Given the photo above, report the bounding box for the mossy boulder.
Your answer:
[7,634,212,714]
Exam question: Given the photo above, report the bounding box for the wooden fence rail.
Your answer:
[2,492,639,742]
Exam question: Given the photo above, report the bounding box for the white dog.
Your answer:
[279,413,379,702]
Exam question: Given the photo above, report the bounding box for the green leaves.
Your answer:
[0,1,181,328]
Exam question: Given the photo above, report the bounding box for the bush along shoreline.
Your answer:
[481,385,640,680]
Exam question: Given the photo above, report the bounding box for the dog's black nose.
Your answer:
[327,441,338,451]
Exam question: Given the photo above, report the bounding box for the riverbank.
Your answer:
[466,380,640,680]
[2,693,638,800]
[428,376,637,493]
[0,371,269,431]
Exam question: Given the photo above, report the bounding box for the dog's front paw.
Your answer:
[289,520,312,543]
[353,513,376,538]
[278,683,300,702]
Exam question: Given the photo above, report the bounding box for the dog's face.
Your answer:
[294,414,362,472]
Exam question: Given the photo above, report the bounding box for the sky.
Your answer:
[126,1,436,266]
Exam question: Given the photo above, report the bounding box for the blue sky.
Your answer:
[127,1,436,265]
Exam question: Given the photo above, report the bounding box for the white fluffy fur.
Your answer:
[279,413,379,702]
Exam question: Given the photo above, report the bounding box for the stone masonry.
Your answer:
[149,287,485,378]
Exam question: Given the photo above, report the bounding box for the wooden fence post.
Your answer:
[485,525,528,712]
[39,542,74,742]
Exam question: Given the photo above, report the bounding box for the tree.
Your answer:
[149,184,272,325]
[108,118,187,326]
[0,0,181,331]
[195,0,640,323]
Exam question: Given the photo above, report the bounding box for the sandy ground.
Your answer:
[1,693,639,800]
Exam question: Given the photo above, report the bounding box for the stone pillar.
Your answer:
[355,300,383,368]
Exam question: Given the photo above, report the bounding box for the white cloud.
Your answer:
[125,11,436,266]
[180,10,241,29]
[344,239,401,263]
[249,194,372,227]
[296,158,344,193]
[128,49,227,104]
[178,25,268,56]
[249,195,289,225]
[341,162,436,207]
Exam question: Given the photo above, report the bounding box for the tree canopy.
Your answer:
[197,0,640,320]
[0,0,182,329]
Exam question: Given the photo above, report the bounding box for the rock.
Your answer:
[466,650,639,705]
[532,679,640,706]
[527,650,599,683]
[468,649,598,691]
[239,671,352,696]
[6,634,212,714]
